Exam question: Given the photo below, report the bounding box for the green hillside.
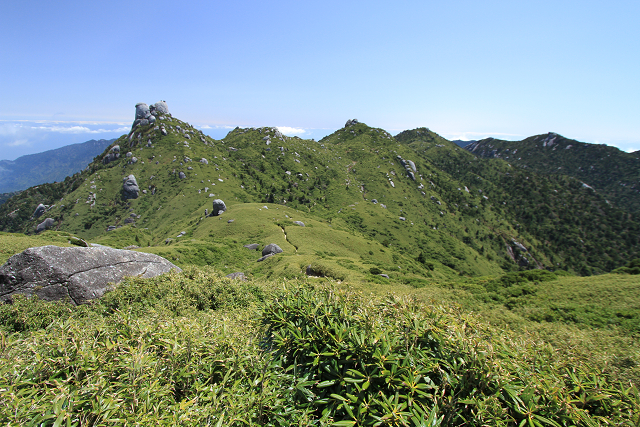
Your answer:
[1,115,639,279]
[396,128,640,275]
[465,133,640,215]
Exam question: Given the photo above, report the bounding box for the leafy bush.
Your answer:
[613,258,640,275]
[262,285,640,425]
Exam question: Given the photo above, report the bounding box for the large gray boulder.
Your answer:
[262,243,283,257]
[0,245,181,305]
[257,244,283,262]
[122,175,139,199]
[211,199,226,216]
[151,101,169,115]
[345,119,359,127]
[33,204,46,219]
[135,103,151,119]
[36,218,55,233]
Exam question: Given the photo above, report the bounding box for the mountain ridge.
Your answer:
[0,104,638,279]
[0,138,115,194]
[465,133,640,214]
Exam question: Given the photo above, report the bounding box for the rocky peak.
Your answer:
[131,101,170,130]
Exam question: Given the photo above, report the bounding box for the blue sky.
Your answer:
[1,0,639,160]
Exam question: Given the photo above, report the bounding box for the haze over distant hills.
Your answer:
[0,138,114,195]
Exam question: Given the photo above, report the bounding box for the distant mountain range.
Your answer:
[465,133,640,214]
[0,139,114,195]
[452,139,475,148]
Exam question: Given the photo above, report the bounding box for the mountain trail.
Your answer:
[281,226,298,253]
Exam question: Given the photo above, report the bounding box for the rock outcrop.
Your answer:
[397,155,417,181]
[33,204,46,219]
[122,175,139,199]
[36,218,55,233]
[0,245,181,305]
[345,119,359,127]
[293,221,305,227]
[131,101,169,131]
[257,243,283,262]
[102,145,120,164]
[211,199,227,216]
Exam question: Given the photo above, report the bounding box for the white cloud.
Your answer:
[7,138,30,147]
[277,126,306,136]
[0,123,22,136]
[625,147,638,153]
[442,131,523,141]
[197,124,234,130]
[32,125,129,134]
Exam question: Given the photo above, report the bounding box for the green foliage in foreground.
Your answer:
[1,268,639,425]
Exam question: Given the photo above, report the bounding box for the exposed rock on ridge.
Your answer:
[131,101,170,130]
[0,245,181,305]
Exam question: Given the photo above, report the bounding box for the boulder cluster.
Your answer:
[397,155,417,181]
[131,101,170,130]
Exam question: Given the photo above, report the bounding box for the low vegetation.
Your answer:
[1,265,639,425]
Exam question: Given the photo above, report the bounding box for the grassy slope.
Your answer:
[396,128,640,275]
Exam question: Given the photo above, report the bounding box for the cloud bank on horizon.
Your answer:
[0,121,129,160]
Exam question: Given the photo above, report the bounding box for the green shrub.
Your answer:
[261,285,640,425]
[306,262,346,281]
